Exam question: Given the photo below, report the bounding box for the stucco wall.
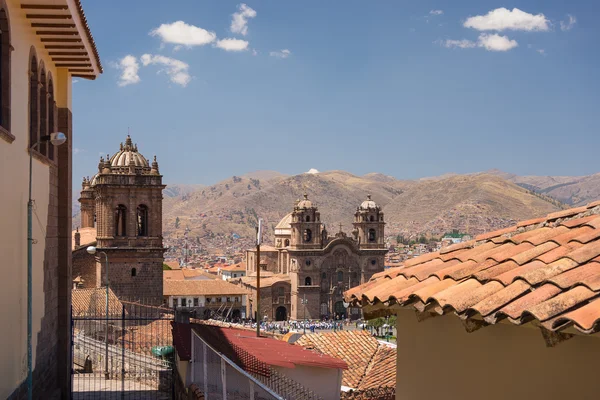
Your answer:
[395,311,600,400]
[0,1,73,398]
[274,365,342,400]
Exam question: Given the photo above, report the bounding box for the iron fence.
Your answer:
[71,300,175,399]
[190,331,323,400]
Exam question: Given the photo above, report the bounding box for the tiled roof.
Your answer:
[346,203,600,335]
[163,279,248,296]
[238,275,291,288]
[164,269,218,281]
[72,287,123,317]
[341,387,395,400]
[164,260,181,270]
[221,263,246,272]
[295,331,395,390]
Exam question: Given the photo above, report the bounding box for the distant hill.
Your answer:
[486,170,600,206]
[163,184,206,198]
[162,170,570,241]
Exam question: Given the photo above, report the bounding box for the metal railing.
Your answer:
[191,331,324,400]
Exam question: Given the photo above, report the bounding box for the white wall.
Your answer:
[0,1,72,397]
[395,310,600,400]
[274,365,342,400]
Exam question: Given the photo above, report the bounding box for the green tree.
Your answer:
[163,263,172,270]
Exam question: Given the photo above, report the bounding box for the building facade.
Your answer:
[0,1,102,398]
[245,195,387,320]
[73,135,166,305]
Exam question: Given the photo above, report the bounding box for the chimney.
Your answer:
[74,227,81,248]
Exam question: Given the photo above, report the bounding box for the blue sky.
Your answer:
[73,0,599,187]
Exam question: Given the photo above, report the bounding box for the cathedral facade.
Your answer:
[246,195,387,320]
[73,135,165,305]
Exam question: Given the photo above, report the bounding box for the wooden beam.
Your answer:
[21,4,69,10]
[26,14,72,19]
[52,57,91,62]
[36,31,78,36]
[49,51,88,56]
[32,23,76,28]
[41,38,82,43]
[56,63,91,67]
[69,69,94,73]
[71,74,96,80]
[45,45,85,50]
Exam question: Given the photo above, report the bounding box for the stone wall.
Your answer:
[72,247,96,289]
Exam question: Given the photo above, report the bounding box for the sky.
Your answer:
[72,0,599,187]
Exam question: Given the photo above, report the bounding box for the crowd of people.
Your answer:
[230,318,363,335]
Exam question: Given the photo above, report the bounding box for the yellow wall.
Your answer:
[274,365,342,400]
[395,310,600,400]
[0,1,72,397]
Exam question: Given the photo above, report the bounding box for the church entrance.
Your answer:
[231,309,241,321]
[334,301,347,319]
[275,306,287,321]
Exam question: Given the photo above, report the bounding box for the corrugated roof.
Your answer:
[346,202,600,335]
[190,323,348,371]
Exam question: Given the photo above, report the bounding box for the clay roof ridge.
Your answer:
[356,343,384,389]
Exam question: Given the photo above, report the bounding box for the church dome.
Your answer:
[109,135,149,168]
[297,194,313,209]
[360,194,378,209]
[275,213,293,230]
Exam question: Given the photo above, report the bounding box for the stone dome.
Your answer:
[275,213,293,230]
[109,135,149,168]
[360,194,378,209]
[297,194,313,209]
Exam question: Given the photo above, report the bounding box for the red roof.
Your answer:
[188,323,347,372]
[346,202,600,335]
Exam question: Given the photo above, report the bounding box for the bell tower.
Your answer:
[290,194,323,249]
[81,135,166,304]
[353,195,385,249]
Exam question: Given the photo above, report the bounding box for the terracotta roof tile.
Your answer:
[346,204,600,334]
[587,200,600,209]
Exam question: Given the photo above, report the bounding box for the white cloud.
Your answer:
[73,148,84,155]
[252,49,258,56]
[270,49,291,59]
[215,38,249,52]
[72,79,80,84]
[560,14,577,31]
[231,3,257,36]
[441,39,477,49]
[464,8,549,32]
[440,33,518,52]
[150,21,216,47]
[430,10,444,16]
[116,55,140,86]
[477,33,518,51]
[306,168,319,174]
[537,49,546,55]
[140,54,191,87]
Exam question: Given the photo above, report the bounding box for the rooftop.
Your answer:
[295,330,395,390]
[163,279,248,296]
[72,227,96,249]
[346,201,600,336]
[72,287,123,317]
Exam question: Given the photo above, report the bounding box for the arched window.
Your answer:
[337,271,343,282]
[305,276,312,286]
[368,229,376,242]
[115,204,127,236]
[39,67,47,156]
[303,229,312,243]
[305,215,310,222]
[284,239,290,247]
[29,53,38,150]
[369,215,374,222]
[131,267,136,277]
[0,8,11,133]
[321,272,326,279]
[137,204,148,236]
[47,77,55,160]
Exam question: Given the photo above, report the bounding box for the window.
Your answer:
[180,298,186,307]
[193,298,198,307]
[321,272,327,279]
[368,229,376,242]
[337,271,343,282]
[352,272,357,279]
[137,204,149,236]
[284,239,290,247]
[305,215,311,222]
[303,229,312,242]
[47,77,55,160]
[233,273,237,278]
[369,215,374,222]
[234,297,239,303]
[206,297,211,304]
[115,204,127,236]
[305,276,312,286]
[371,259,377,266]
[39,68,47,156]
[131,267,136,277]
[305,259,311,266]
[216,297,221,303]
[0,8,10,133]
[29,54,38,150]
